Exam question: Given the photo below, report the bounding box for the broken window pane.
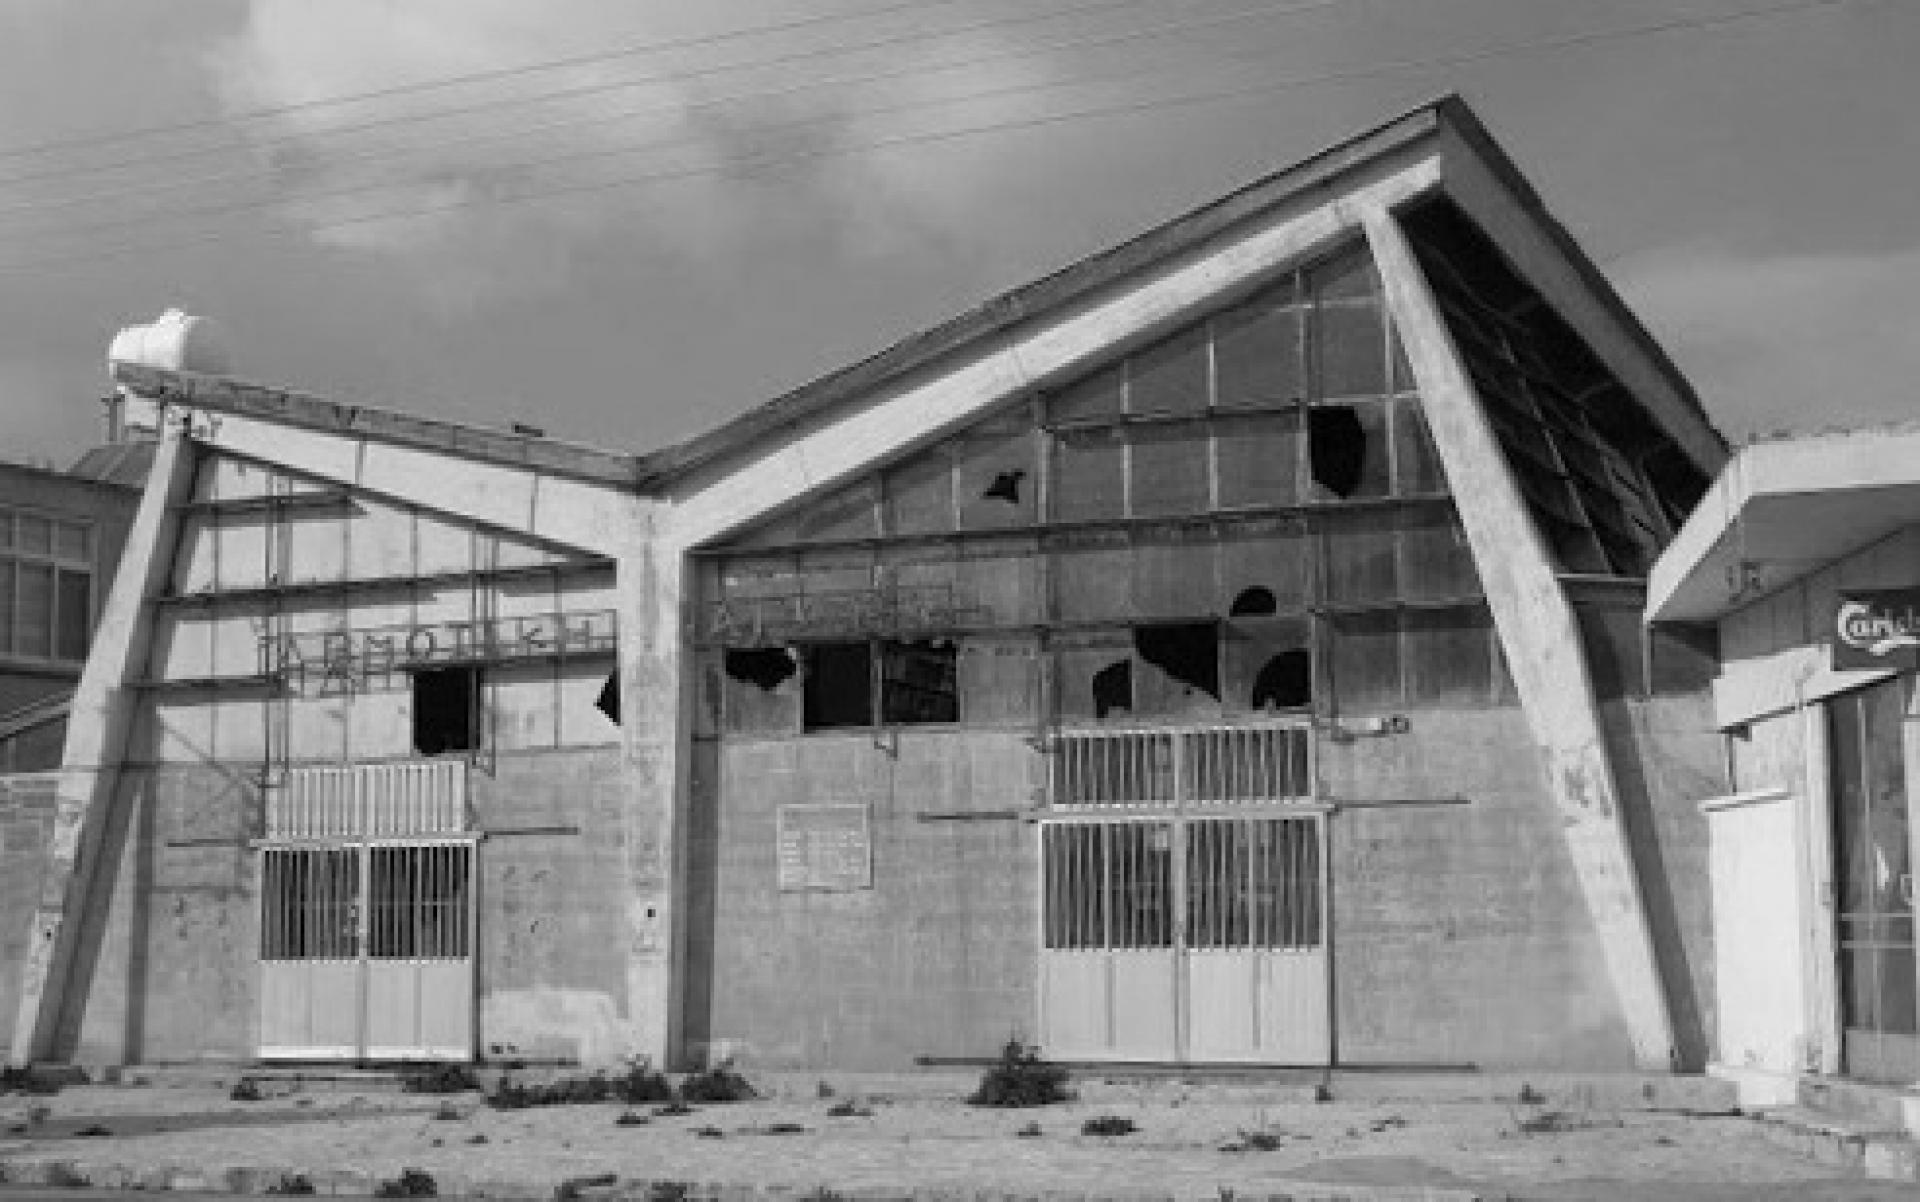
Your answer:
[802,642,872,729]
[724,646,800,734]
[1052,425,1125,523]
[1052,528,1132,623]
[884,444,955,536]
[957,430,1038,530]
[1392,399,1446,495]
[881,639,959,724]
[1215,410,1302,509]
[1128,324,1210,416]
[1397,506,1480,601]
[413,667,481,756]
[1049,362,1123,424]
[1215,294,1302,408]
[1217,518,1312,614]
[1222,615,1312,713]
[1312,401,1390,499]
[1129,423,1211,518]
[1054,630,1135,722]
[1133,622,1222,717]
[1315,301,1389,399]
[958,635,1039,726]
[1132,522,1217,620]
[1329,611,1400,710]
[1319,509,1398,606]
[1404,605,1495,704]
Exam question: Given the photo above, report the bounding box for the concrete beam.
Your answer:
[9,421,197,1065]
[1368,208,1678,1070]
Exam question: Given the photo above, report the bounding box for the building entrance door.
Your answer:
[258,841,476,1061]
[1830,676,1920,1083]
[1036,724,1328,1064]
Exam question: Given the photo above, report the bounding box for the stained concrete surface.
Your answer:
[0,1073,1893,1199]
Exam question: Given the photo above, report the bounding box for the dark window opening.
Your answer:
[1252,650,1312,710]
[595,671,621,724]
[1134,623,1220,700]
[802,642,872,730]
[981,469,1026,504]
[1092,660,1133,719]
[725,646,798,691]
[1229,586,1277,617]
[1309,406,1367,498]
[881,639,959,725]
[414,667,481,756]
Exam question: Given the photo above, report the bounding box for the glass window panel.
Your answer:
[1319,510,1398,606]
[1051,529,1132,622]
[723,646,801,734]
[1049,362,1122,424]
[956,430,1038,531]
[15,515,50,556]
[1222,615,1313,713]
[1052,426,1125,523]
[1308,245,1375,300]
[53,522,88,562]
[883,543,957,632]
[884,446,955,536]
[16,563,51,657]
[792,481,878,543]
[1404,605,1495,704]
[1330,610,1401,709]
[55,569,89,661]
[1054,629,1135,722]
[1128,423,1210,518]
[1315,302,1389,399]
[955,535,1042,627]
[1306,401,1390,500]
[0,513,11,549]
[1218,518,1312,615]
[1131,523,1216,619]
[1214,299,1302,407]
[880,639,958,725]
[1389,319,1418,393]
[1215,410,1301,509]
[1397,506,1480,601]
[1127,324,1209,416]
[0,561,12,654]
[958,635,1039,726]
[1392,399,1446,495]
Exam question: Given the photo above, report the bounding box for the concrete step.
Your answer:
[1753,1104,1920,1180]
[1798,1073,1918,1129]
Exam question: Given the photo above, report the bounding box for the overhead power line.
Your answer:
[0,0,1872,275]
[0,1,1344,237]
[0,0,1178,190]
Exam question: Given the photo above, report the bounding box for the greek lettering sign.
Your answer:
[776,804,872,892]
[257,609,617,694]
[1834,591,1920,670]
[706,584,974,644]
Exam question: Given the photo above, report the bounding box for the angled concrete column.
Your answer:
[614,516,689,1066]
[1366,209,1678,1069]
[9,420,196,1066]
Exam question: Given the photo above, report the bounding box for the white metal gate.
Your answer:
[1039,725,1330,1063]
[257,763,476,1061]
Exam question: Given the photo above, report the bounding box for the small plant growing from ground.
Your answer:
[1517,1082,1544,1106]
[74,1123,112,1137]
[1016,1120,1042,1138]
[968,1040,1072,1108]
[230,1077,264,1102]
[615,1062,674,1104]
[46,1162,88,1188]
[432,1102,463,1121]
[266,1173,316,1195]
[654,1101,694,1117]
[466,1134,489,1145]
[678,1063,756,1103]
[555,1172,617,1199]
[375,1166,439,1197]
[758,1121,807,1135]
[1312,1082,1333,1103]
[1080,1115,1138,1137]
[403,1064,480,1094]
[1220,1127,1286,1153]
[693,1125,725,1138]
[799,1190,847,1202]
[616,1111,649,1126]
[826,1099,872,1118]
[0,1065,63,1096]
[646,1184,690,1202]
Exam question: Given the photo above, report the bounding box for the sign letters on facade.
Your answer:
[1834,591,1920,670]
[257,609,617,693]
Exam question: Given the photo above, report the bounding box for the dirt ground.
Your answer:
[0,1071,1896,1200]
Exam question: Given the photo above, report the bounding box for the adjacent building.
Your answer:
[8,97,1733,1074]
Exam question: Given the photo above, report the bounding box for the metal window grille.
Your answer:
[1185,818,1320,950]
[265,761,468,840]
[260,843,471,962]
[1050,723,1312,809]
[260,846,360,960]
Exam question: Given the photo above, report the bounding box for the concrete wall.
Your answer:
[1704,791,1805,1081]
[0,774,58,1040]
[694,729,1042,1069]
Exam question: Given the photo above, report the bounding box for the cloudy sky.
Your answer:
[0,0,1911,467]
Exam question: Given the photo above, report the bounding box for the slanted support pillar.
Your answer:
[1366,207,1678,1070]
[9,418,197,1066]
[614,516,689,1067]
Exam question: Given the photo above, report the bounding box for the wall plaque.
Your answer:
[777,804,872,892]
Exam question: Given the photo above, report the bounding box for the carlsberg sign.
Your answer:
[1834,590,1920,670]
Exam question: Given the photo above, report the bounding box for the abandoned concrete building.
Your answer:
[4,97,1737,1075]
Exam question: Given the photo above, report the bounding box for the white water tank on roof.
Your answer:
[107,309,231,375]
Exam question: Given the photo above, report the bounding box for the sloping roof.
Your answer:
[630,93,1722,487]
[67,440,157,489]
